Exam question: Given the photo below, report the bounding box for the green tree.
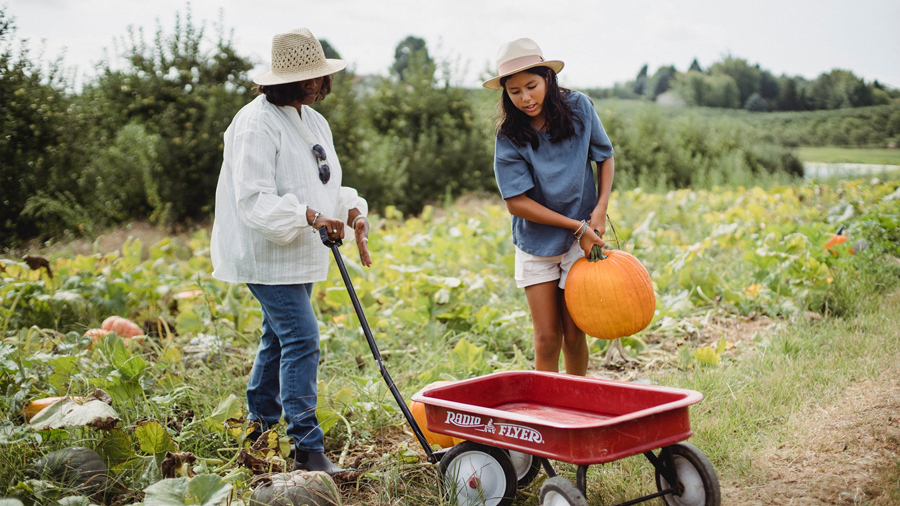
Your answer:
[759,70,779,102]
[633,64,648,96]
[649,65,677,100]
[743,92,768,112]
[391,36,432,82]
[808,69,874,109]
[88,9,254,223]
[688,58,703,73]
[0,7,80,244]
[710,56,761,106]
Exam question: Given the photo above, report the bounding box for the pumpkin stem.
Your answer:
[589,244,607,262]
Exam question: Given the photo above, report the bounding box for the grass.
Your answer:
[798,146,900,165]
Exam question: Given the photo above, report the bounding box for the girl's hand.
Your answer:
[317,216,345,242]
[353,216,372,267]
[589,209,607,239]
[578,227,605,257]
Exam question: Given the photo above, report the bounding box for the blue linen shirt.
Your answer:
[493,91,614,257]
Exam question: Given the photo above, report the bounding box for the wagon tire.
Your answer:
[506,450,541,488]
[539,476,588,506]
[654,443,721,506]
[440,441,516,506]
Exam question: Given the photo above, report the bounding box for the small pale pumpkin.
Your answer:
[564,246,655,340]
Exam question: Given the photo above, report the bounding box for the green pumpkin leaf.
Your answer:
[96,428,135,466]
[188,474,233,506]
[205,394,243,432]
[143,476,189,505]
[135,419,177,455]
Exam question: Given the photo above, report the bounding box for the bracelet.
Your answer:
[351,215,367,228]
[311,211,322,228]
[574,220,588,240]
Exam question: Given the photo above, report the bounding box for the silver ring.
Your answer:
[363,237,368,242]
[332,229,337,233]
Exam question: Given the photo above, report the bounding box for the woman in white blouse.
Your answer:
[210,28,369,475]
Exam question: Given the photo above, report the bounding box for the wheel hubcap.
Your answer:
[445,450,508,506]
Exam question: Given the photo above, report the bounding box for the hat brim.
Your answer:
[253,59,348,86]
[482,60,564,90]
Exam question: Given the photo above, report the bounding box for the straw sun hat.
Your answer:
[482,38,564,90]
[253,28,347,86]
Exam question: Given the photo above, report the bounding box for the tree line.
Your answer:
[0,7,494,247]
[588,56,898,112]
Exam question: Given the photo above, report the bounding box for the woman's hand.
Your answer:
[353,216,372,267]
[316,215,345,242]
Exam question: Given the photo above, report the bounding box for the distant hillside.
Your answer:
[585,57,898,113]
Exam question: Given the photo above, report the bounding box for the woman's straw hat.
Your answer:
[482,38,564,90]
[253,28,347,86]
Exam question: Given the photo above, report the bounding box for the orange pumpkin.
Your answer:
[823,233,848,250]
[101,316,144,337]
[408,381,456,448]
[564,246,656,340]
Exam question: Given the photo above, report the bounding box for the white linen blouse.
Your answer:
[210,94,367,285]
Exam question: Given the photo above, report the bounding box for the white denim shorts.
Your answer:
[514,241,584,289]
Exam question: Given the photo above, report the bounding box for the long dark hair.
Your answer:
[257,75,333,106]
[497,66,575,149]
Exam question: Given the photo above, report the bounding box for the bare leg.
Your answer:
[559,289,588,376]
[524,281,563,372]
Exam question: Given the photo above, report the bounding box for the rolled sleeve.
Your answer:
[581,95,614,162]
[337,186,368,224]
[493,137,534,199]
[233,130,309,246]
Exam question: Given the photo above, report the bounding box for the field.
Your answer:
[2,175,900,505]
[798,146,900,165]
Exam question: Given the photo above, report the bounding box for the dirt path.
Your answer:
[723,365,900,504]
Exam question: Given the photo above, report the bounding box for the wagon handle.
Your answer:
[319,228,437,462]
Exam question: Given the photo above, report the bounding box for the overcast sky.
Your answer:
[7,0,900,90]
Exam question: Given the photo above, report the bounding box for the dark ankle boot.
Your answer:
[292,451,348,476]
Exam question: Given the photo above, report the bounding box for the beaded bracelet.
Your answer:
[574,220,588,240]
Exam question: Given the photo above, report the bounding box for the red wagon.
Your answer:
[411,372,720,506]
[322,231,720,506]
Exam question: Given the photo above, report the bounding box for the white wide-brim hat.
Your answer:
[253,28,347,86]
[482,37,564,90]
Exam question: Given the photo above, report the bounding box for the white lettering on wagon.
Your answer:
[444,411,544,444]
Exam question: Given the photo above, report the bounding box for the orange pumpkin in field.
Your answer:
[101,316,144,337]
[564,246,656,340]
[408,381,456,448]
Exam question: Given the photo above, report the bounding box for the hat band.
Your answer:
[498,54,545,75]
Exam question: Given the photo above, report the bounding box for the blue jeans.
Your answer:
[246,283,323,452]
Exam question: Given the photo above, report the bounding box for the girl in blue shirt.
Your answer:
[484,38,615,375]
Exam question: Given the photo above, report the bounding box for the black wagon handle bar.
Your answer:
[318,228,436,462]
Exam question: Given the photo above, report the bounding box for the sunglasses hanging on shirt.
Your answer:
[311,144,330,184]
[293,112,332,185]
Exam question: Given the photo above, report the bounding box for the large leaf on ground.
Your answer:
[142,474,232,506]
[28,399,119,431]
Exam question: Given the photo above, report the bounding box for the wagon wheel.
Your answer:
[440,441,517,506]
[654,443,721,506]
[539,476,588,506]
[506,450,541,488]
